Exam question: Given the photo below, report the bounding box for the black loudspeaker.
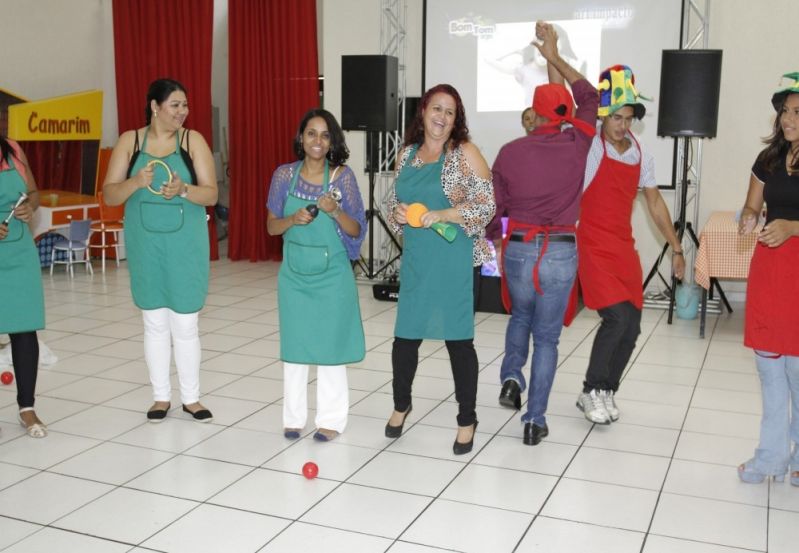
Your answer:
[657,50,723,137]
[342,55,398,132]
[372,281,400,302]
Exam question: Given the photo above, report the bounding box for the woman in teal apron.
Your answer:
[267,109,366,442]
[103,79,218,423]
[384,85,495,455]
[0,136,47,438]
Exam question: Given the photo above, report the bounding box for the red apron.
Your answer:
[577,135,643,311]
[744,237,799,356]
[500,219,578,324]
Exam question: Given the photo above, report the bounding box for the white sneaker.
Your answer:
[576,390,611,424]
[601,390,619,422]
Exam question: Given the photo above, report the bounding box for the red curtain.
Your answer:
[111,0,219,259]
[18,141,82,193]
[227,0,320,261]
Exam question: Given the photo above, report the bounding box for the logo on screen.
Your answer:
[449,17,496,39]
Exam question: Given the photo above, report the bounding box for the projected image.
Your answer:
[478,19,603,112]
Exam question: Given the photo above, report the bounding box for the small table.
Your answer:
[30,189,100,239]
[694,211,761,337]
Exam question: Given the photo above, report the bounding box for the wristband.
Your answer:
[673,251,684,256]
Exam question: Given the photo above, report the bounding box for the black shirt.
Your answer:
[752,154,799,223]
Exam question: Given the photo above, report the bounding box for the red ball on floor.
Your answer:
[302,461,319,479]
[0,371,13,385]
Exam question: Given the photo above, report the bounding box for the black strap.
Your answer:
[125,129,198,185]
[126,130,141,179]
[180,130,198,185]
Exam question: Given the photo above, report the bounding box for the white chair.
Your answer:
[89,190,124,273]
[50,219,94,277]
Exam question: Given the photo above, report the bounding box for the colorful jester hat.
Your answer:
[597,64,652,119]
[771,72,799,111]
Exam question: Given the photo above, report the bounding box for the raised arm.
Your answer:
[534,21,584,87]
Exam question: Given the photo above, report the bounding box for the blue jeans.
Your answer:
[499,239,577,426]
[750,351,799,475]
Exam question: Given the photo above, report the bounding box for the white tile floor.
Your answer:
[1,243,796,553]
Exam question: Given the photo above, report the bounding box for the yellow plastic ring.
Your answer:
[146,159,173,195]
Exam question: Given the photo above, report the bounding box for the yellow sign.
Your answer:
[7,90,102,141]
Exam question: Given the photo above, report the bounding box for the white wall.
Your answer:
[703,0,798,222]
[211,0,229,154]
[1,0,118,145]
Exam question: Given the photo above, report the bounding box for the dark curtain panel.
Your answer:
[18,141,83,193]
[227,0,320,261]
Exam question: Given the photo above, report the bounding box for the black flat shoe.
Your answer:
[499,380,521,410]
[385,405,412,438]
[523,422,548,446]
[182,404,213,422]
[453,421,478,455]
[146,403,170,423]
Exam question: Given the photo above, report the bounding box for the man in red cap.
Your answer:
[488,21,597,446]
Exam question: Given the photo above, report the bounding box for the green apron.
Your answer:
[0,156,45,333]
[125,131,209,313]
[394,146,474,340]
[278,161,365,364]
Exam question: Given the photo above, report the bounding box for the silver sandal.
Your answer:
[19,407,48,438]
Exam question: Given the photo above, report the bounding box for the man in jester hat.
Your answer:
[573,64,686,425]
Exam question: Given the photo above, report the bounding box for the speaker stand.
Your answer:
[357,131,402,279]
[643,137,731,323]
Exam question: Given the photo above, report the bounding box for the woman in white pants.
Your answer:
[267,109,366,441]
[103,79,217,422]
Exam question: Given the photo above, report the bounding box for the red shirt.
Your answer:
[487,79,598,240]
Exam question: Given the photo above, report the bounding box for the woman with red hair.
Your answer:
[385,84,495,455]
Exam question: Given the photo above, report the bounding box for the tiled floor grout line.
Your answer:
[636,312,727,553]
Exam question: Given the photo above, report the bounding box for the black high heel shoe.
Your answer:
[453,421,478,455]
[385,405,413,438]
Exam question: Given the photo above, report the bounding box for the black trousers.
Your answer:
[391,267,481,427]
[392,337,478,427]
[9,331,39,408]
[583,301,641,393]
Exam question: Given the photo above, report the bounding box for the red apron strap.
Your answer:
[500,232,512,312]
[500,220,576,312]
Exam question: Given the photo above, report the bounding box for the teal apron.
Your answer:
[278,161,365,364]
[125,131,209,313]
[0,156,45,333]
[394,147,473,340]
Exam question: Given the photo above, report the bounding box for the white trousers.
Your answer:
[283,362,349,432]
[142,308,201,404]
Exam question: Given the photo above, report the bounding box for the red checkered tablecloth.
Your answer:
[694,211,761,289]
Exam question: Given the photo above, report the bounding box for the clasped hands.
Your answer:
[135,165,184,200]
[739,211,795,248]
[291,192,340,226]
[532,21,558,60]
